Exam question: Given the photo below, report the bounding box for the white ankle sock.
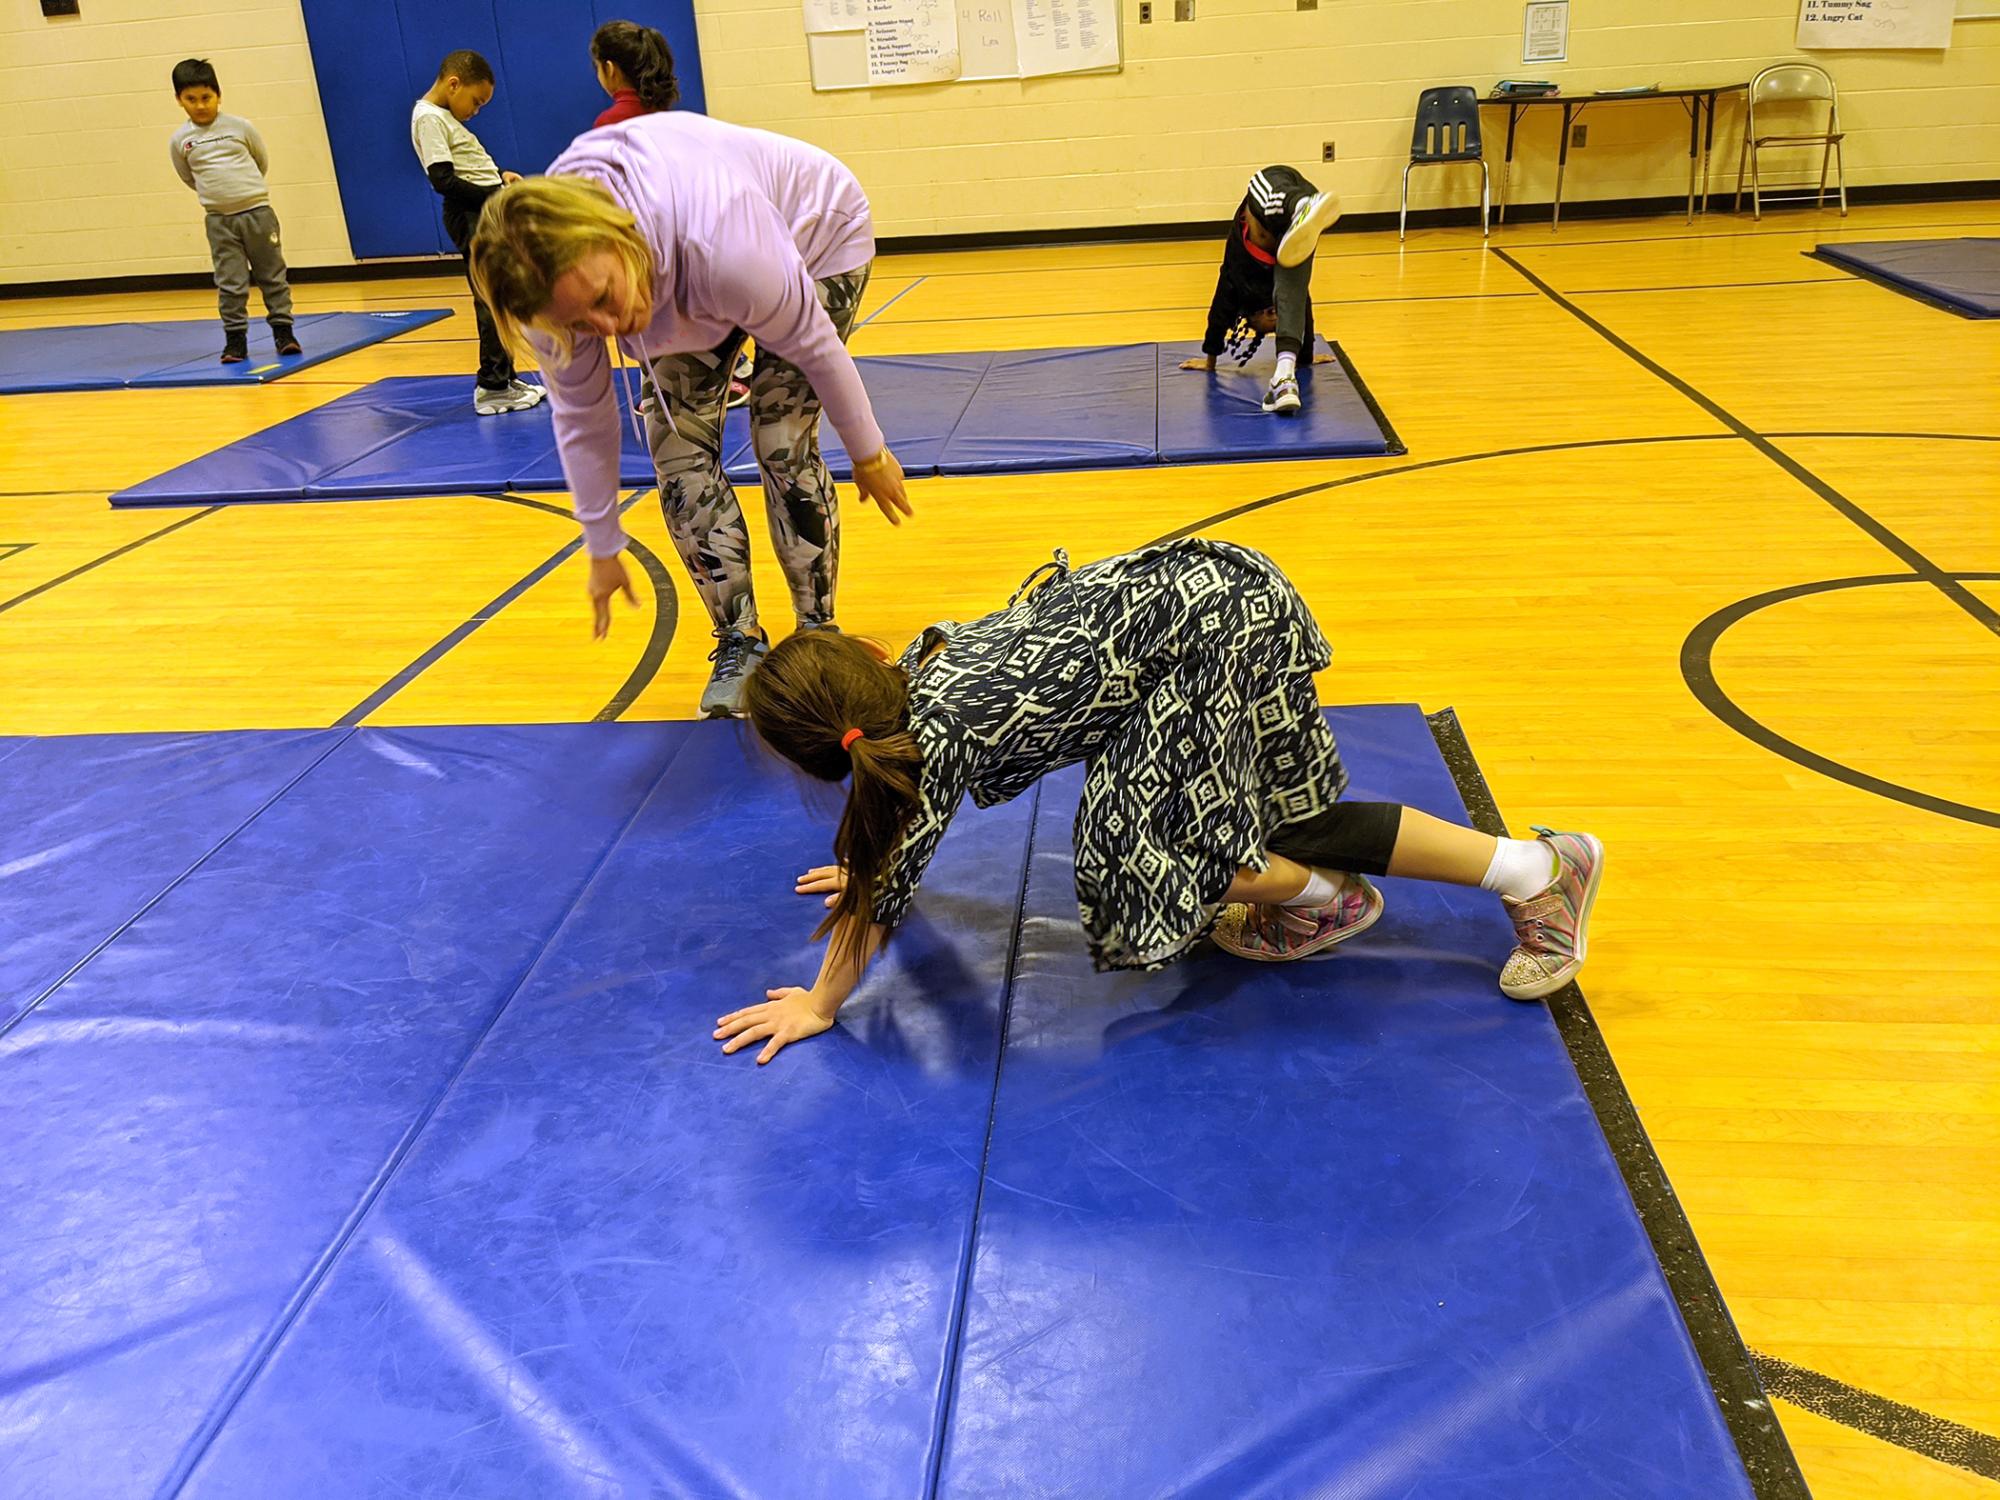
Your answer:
[1274,351,1298,382]
[1282,867,1342,908]
[1480,837,1558,901]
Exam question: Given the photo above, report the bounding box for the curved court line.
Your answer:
[1493,246,2000,641]
[478,491,680,724]
[334,489,672,727]
[1682,571,2000,829]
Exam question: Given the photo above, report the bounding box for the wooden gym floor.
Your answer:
[1,198,1996,1498]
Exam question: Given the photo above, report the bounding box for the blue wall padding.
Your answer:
[937,344,1159,475]
[1810,237,2000,318]
[301,0,706,259]
[0,311,452,394]
[932,705,1753,1499]
[0,722,691,1500]
[1155,341,1395,462]
[0,731,342,1030]
[171,728,1036,1499]
[112,342,1398,507]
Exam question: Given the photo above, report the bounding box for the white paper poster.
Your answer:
[1013,0,1118,77]
[866,0,961,83]
[1798,0,1954,47]
[1522,0,1569,62]
[804,0,867,33]
[958,0,1021,79]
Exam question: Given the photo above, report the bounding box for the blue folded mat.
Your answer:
[0,309,453,393]
[111,341,1402,507]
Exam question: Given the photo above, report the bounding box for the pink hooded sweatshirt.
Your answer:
[534,112,880,557]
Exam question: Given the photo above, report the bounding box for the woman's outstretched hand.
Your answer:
[852,447,913,526]
[716,988,837,1064]
[796,864,848,909]
[588,551,638,639]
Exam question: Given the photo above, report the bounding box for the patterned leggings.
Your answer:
[642,265,871,634]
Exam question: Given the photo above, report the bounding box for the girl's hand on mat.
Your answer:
[1312,351,1335,365]
[588,552,638,639]
[1178,355,1215,372]
[796,864,849,909]
[501,171,522,184]
[852,448,913,526]
[716,989,835,1064]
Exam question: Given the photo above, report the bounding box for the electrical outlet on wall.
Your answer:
[1571,124,1587,147]
[1138,0,1151,19]
[1298,0,1318,9]
[1174,0,1194,19]
[1322,141,1335,162]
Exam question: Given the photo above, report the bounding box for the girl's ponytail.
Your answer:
[591,21,680,112]
[742,632,923,967]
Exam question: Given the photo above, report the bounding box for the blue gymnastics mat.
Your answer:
[0,709,1752,1499]
[1808,237,2000,318]
[111,341,1401,507]
[0,309,454,393]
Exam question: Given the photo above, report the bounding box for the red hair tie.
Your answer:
[840,728,865,751]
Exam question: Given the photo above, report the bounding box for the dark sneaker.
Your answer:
[271,322,303,356]
[220,329,249,364]
[700,629,770,718]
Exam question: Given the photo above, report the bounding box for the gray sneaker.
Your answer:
[473,382,546,416]
[700,629,770,718]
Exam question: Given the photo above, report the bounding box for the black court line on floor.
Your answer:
[1429,708,1810,1499]
[0,542,32,562]
[1753,1352,2000,1483]
[0,506,221,617]
[1493,247,2000,642]
[333,489,670,728]
[1683,572,2000,829]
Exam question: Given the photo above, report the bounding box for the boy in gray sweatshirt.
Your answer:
[169,58,299,364]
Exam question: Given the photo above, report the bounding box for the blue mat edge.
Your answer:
[1805,242,2000,320]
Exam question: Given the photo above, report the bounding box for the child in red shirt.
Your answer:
[590,21,678,128]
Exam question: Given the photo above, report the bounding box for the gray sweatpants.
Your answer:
[204,206,293,332]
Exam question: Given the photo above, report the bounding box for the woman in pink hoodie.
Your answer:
[470,113,912,717]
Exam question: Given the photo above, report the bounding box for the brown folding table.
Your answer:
[1479,85,1748,230]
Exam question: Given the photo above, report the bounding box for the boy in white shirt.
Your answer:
[411,50,543,415]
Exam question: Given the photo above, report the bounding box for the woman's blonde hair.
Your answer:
[467,175,653,364]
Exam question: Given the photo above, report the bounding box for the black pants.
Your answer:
[444,199,515,391]
[1267,801,1403,877]
[1242,165,1321,359]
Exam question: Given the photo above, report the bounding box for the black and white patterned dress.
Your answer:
[873,539,1349,971]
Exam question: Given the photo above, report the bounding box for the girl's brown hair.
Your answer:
[591,20,680,111]
[742,631,925,966]
[467,175,653,365]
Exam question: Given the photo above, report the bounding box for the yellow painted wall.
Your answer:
[1,0,1993,284]
[694,0,2000,234]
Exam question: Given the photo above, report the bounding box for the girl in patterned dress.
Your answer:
[716,540,1603,1065]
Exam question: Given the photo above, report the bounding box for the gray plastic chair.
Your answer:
[1401,86,1490,242]
[1735,62,1846,220]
